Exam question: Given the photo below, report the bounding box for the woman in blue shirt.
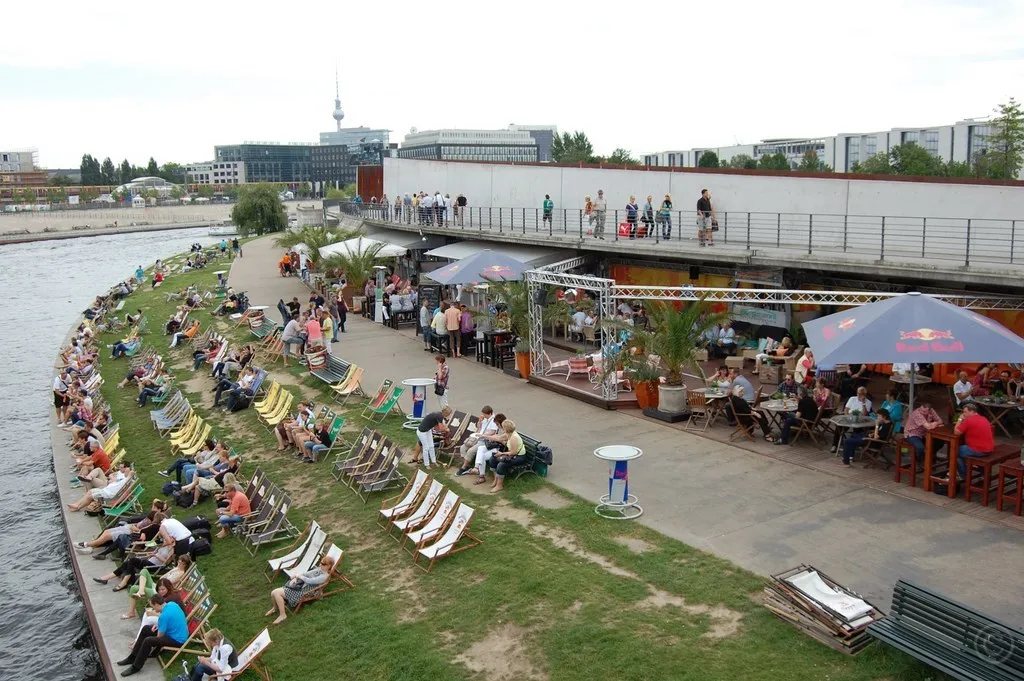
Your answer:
[880,388,904,433]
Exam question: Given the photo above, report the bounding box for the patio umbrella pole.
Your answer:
[909,363,915,413]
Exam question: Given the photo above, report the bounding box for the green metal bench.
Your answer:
[868,580,1024,681]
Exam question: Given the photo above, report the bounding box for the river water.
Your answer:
[0,227,216,680]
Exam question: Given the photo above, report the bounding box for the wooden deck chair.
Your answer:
[166,411,199,444]
[261,392,294,431]
[685,392,712,432]
[377,470,430,529]
[327,363,356,393]
[253,382,283,417]
[178,423,212,457]
[102,429,121,456]
[281,526,330,581]
[101,482,144,527]
[152,396,189,431]
[240,487,279,536]
[402,490,460,552]
[341,435,387,487]
[366,386,405,424]
[332,366,366,404]
[222,628,272,681]
[331,428,374,481]
[159,592,218,669]
[389,480,444,541]
[438,414,477,466]
[244,496,297,556]
[291,544,355,614]
[319,415,348,458]
[413,504,481,572]
[729,411,758,442]
[241,466,265,505]
[790,404,828,447]
[265,520,327,582]
[356,448,407,502]
[171,417,207,454]
[360,379,394,416]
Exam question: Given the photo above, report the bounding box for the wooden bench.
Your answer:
[868,580,1024,681]
[997,459,1024,516]
[963,444,1018,506]
[310,354,350,385]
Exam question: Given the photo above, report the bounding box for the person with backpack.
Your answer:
[542,194,554,229]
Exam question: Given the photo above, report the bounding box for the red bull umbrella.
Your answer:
[425,249,529,285]
[802,292,1024,408]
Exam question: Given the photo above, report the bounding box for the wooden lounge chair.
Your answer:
[359,379,394,418]
[389,480,444,541]
[438,415,478,466]
[159,591,217,668]
[413,504,481,572]
[222,628,272,681]
[331,365,366,404]
[402,490,460,552]
[243,496,298,556]
[342,436,388,489]
[290,544,354,614]
[366,386,405,424]
[264,520,326,582]
[377,470,429,529]
[330,428,374,481]
[355,449,406,503]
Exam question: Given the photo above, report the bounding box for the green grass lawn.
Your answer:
[91,259,940,681]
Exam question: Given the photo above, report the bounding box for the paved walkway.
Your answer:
[232,235,1024,626]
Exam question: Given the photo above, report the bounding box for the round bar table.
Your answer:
[594,445,643,520]
[402,377,437,430]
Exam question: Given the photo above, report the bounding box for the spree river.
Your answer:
[0,227,216,680]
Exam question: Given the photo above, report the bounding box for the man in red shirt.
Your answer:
[215,484,252,538]
[953,403,995,481]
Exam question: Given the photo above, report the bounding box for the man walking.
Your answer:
[696,189,714,246]
[542,194,554,230]
[593,189,607,239]
[456,193,467,225]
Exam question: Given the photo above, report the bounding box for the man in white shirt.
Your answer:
[592,190,608,239]
[844,386,873,414]
[67,462,131,511]
[421,193,434,225]
[159,516,194,557]
[299,251,309,283]
[891,362,913,376]
[434,191,445,226]
[569,310,587,338]
[280,316,303,367]
[711,321,737,358]
[456,406,499,474]
[953,370,974,406]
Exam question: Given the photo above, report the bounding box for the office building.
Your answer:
[0,149,48,188]
[214,143,317,184]
[643,138,828,170]
[398,127,542,163]
[185,161,246,185]
[508,124,558,162]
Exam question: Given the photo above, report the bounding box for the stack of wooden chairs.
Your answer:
[330,427,407,502]
[237,467,299,556]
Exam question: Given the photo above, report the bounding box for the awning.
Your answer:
[319,236,406,259]
[425,240,568,266]
[362,227,446,250]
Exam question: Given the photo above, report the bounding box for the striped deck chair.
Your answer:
[222,628,272,681]
[290,544,354,613]
[413,504,481,572]
[377,470,429,529]
[331,366,366,405]
[388,480,444,541]
[244,496,297,556]
[359,379,394,418]
[402,490,460,552]
[365,386,405,424]
[264,521,327,582]
[159,591,218,668]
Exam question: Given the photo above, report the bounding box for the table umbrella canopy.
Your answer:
[318,236,405,260]
[802,292,1024,366]
[425,249,529,285]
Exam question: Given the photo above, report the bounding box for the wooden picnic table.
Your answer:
[759,398,798,430]
[924,426,961,497]
[971,396,1020,439]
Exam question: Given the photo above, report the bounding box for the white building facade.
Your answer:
[185,161,247,185]
[398,125,557,163]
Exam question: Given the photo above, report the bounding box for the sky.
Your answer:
[3,0,1023,169]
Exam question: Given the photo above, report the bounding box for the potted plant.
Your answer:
[320,238,385,310]
[477,279,535,379]
[631,362,662,410]
[604,298,725,415]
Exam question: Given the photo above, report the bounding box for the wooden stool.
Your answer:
[892,439,918,486]
[963,445,1017,506]
[996,459,1024,516]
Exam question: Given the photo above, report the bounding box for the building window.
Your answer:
[864,137,877,157]
[924,130,939,156]
[846,137,860,170]
[901,131,920,146]
[968,125,990,160]
[668,153,676,167]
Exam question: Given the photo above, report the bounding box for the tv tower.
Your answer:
[332,66,345,131]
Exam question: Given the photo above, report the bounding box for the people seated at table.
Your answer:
[812,377,832,409]
[793,348,815,386]
[839,408,893,467]
[879,388,904,433]
[754,337,793,374]
[709,320,736,358]
[995,369,1020,397]
[776,388,819,446]
[903,400,944,458]
[266,554,335,625]
[727,386,774,441]
[830,386,874,453]
[117,594,188,676]
[726,368,755,403]
[972,363,999,394]
[838,363,868,402]
[708,366,730,390]
[952,403,995,481]
[953,370,975,406]
[777,373,799,397]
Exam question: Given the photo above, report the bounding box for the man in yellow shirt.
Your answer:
[444,302,463,357]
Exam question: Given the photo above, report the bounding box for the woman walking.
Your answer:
[659,193,673,239]
[625,195,639,239]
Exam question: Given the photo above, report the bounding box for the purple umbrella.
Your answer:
[426,249,528,285]
[802,292,1024,409]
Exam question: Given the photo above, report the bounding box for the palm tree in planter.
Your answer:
[477,279,544,378]
[320,241,386,311]
[273,225,358,272]
[605,299,726,414]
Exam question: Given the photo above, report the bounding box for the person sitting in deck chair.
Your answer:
[169,319,200,348]
[301,420,333,463]
[265,554,335,625]
[117,594,188,676]
[91,531,175,592]
[192,338,223,371]
[187,629,238,681]
[66,461,132,512]
[213,366,257,410]
[274,401,314,452]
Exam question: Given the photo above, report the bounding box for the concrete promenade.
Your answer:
[231,235,1024,627]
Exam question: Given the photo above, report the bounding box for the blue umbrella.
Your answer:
[802,292,1024,409]
[426,249,529,285]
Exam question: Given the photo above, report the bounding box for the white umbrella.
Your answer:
[318,236,405,260]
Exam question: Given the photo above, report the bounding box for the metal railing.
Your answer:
[338,202,1022,269]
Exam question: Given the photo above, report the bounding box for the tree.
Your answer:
[850,152,891,175]
[49,174,74,187]
[170,185,186,200]
[320,241,386,292]
[980,98,1024,179]
[727,154,758,169]
[111,189,126,203]
[888,143,947,176]
[80,154,102,185]
[946,160,974,177]
[146,157,159,176]
[46,187,67,203]
[606,148,639,166]
[757,152,790,171]
[298,182,312,198]
[78,187,99,202]
[231,183,287,236]
[223,184,240,199]
[99,157,116,185]
[550,130,596,164]
[117,160,131,184]
[797,149,822,172]
[275,225,358,269]
[697,151,720,168]
[326,184,357,200]
[197,185,214,198]
[22,188,37,204]
[159,162,185,184]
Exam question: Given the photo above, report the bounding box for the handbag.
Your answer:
[433,381,446,396]
[711,219,719,231]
